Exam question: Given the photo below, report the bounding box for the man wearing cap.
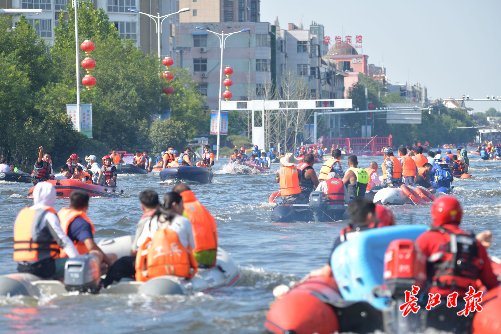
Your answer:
[276,153,302,203]
[381,147,402,187]
[85,155,100,184]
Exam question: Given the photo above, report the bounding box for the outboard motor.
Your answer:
[309,191,324,222]
[64,255,101,294]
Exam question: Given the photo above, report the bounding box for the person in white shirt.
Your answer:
[85,155,101,184]
[0,157,10,172]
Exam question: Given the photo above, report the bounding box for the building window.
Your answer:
[310,67,319,78]
[54,0,67,11]
[256,34,269,47]
[310,89,317,98]
[113,22,137,42]
[193,9,198,16]
[256,59,270,72]
[22,0,51,10]
[297,41,308,53]
[193,58,207,72]
[297,64,309,76]
[193,35,207,47]
[197,83,208,96]
[27,19,52,37]
[107,0,136,13]
[256,83,266,97]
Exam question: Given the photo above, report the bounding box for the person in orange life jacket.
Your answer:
[342,155,368,202]
[398,146,417,186]
[415,163,433,189]
[413,146,429,168]
[13,182,79,279]
[133,151,145,169]
[230,149,241,163]
[32,146,54,184]
[315,172,345,205]
[180,147,193,166]
[296,153,319,199]
[275,153,303,203]
[162,146,176,169]
[59,191,116,272]
[173,183,218,268]
[135,191,197,282]
[382,147,402,187]
[365,161,381,192]
[71,165,92,183]
[101,189,160,287]
[98,156,117,187]
[309,200,395,277]
[416,196,498,333]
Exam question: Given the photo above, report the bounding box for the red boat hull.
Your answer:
[29,180,121,198]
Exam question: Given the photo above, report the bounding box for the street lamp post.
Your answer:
[195,26,250,160]
[128,7,189,59]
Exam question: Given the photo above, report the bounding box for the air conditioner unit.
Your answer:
[200,47,207,53]
[201,73,208,78]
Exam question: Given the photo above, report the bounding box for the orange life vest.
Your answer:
[401,156,417,177]
[13,207,61,262]
[181,191,218,254]
[365,168,378,191]
[58,208,95,257]
[413,154,428,168]
[325,178,344,203]
[163,153,175,164]
[382,156,402,179]
[111,154,121,165]
[135,227,197,281]
[278,166,301,196]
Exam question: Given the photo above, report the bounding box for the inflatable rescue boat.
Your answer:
[159,166,213,184]
[0,235,240,298]
[0,171,32,183]
[372,185,435,205]
[115,164,148,175]
[28,179,122,198]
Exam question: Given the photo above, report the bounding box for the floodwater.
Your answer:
[0,156,499,333]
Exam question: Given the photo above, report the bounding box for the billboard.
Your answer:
[210,111,228,135]
[66,104,93,138]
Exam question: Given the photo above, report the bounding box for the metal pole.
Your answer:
[313,111,318,144]
[74,0,80,131]
[216,31,225,161]
[156,13,161,59]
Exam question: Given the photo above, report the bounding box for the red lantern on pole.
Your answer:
[223,78,233,88]
[222,90,233,100]
[82,74,97,90]
[223,66,233,100]
[224,66,234,76]
[80,39,96,89]
[80,40,95,55]
[81,57,96,74]
[163,87,174,95]
[163,71,174,81]
[162,56,174,67]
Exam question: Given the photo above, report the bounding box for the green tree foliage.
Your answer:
[149,119,189,153]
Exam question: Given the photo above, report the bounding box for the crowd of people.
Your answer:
[229,145,272,169]
[478,142,501,160]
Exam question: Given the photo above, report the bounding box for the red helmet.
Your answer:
[431,195,463,227]
[102,155,111,160]
[375,204,395,227]
[70,153,78,160]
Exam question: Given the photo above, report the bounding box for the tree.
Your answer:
[149,119,189,153]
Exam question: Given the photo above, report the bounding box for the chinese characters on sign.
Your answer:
[66,104,93,138]
[399,285,483,317]
[210,111,229,135]
[334,35,363,49]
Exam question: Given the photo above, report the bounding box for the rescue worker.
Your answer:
[133,152,145,169]
[59,191,115,270]
[110,150,122,166]
[416,196,498,333]
[381,147,402,187]
[135,191,197,282]
[201,145,215,167]
[413,146,429,168]
[162,147,176,169]
[275,153,302,203]
[32,146,53,185]
[173,183,218,268]
[180,148,193,166]
[342,155,369,202]
[445,149,454,161]
[399,146,417,186]
[315,172,345,206]
[66,153,80,175]
[98,155,117,187]
[431,160,453,193]
[296,153,319,201]
[319,149,343,181]
[71,165,92,183]
[13,182,79,279]
[416,163,433,189]
[365,161,381,192]
[260,151,271,169]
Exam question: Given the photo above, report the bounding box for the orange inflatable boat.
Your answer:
[28,180,122,198]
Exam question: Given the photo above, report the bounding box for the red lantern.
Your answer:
[162,57,174,67]
[224,66,233,76]
[163,71,174,81]
[222,90,233,100]
[163,86,175,95]
[82,75,97,89]
[81,57,96,71]
[80,40,95,53]
[223,78,233,87]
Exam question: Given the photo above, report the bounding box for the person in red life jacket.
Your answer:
[365,161,381,192]
[66,153,80,175]
[173,183,218,268]
[309,200,394,277]
[413,146,429,168]
[58,191,116,272]
[399,146,417,186]
[32,146,54,185]
[416,196,498,333]
[276,153,302,204]
[13,182,79,279]
[316,172,345,205]
[382,147,402,187]
[296,153,319,201]
[98,156,117,187]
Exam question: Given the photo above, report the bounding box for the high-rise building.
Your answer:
[179,0,260,23]
[2,0,183,58]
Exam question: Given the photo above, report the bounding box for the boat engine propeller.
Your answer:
[64,255,101,294]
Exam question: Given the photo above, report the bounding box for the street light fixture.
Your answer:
[0,9,43,14]
[195,26,250,160]
[128,7,189,59]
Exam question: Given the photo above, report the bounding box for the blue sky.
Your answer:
[261,0,501,112]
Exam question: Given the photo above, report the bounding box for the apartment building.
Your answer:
[179,0,259,23]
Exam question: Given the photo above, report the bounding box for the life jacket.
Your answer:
[202,152,214,166]
[413,154,428,168]
[325,178,344,204]
[230,153,238,161]
[365,168,378,192]
[446,153,454,160]
[101,165,114,181]
[278,166,301,196]
[428,227,484,292]
[163,153,175,164]
[112,154,121,165]
[58,208,96,257]
[401,156,417,177]
[33,161,51,180]
[181,190,218,255]
[67,163,78,175]
[319,158,342,181]
[297,162,314,193]
[433,163,453,186]
[480,149,489,160]
[346,167,369,199]
[382,156,402,180]
[13,207,61,262]
[452,160,464,177]
[134,155,145,168]
[135,223,197,281]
